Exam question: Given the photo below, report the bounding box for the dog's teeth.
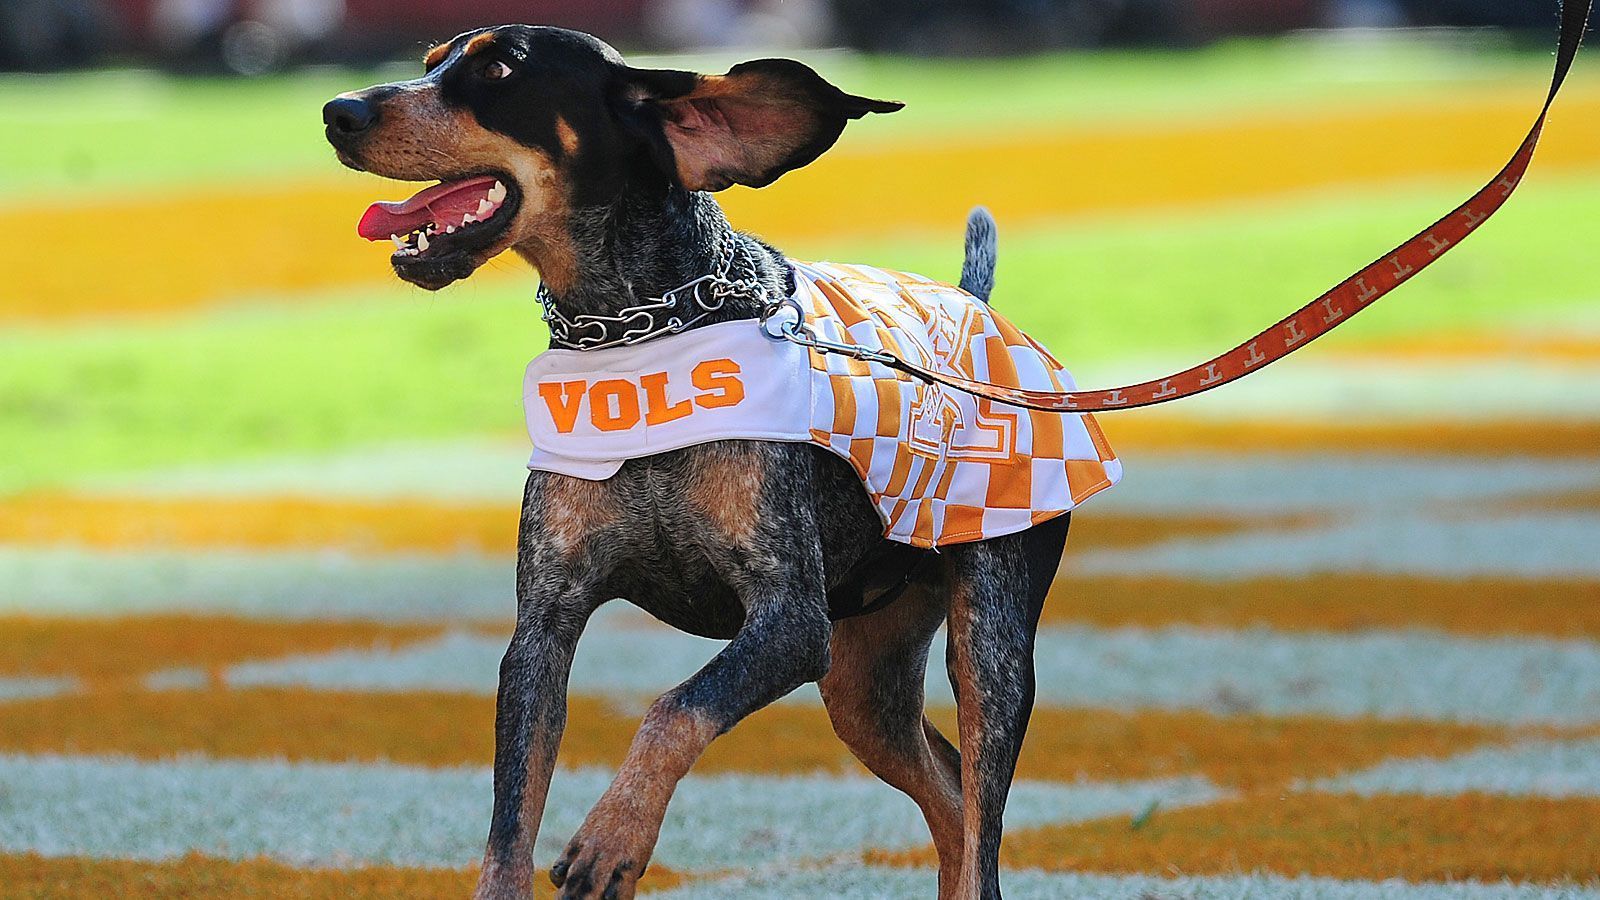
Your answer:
[446,225,457,234]
[476,198,495,217]
[462,213,477,226]
[488,181,507,203]
[391,234,405,249]
[417,232,430,252]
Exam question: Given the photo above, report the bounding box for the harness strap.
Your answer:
[827,544,934,619]
[834,1,1592,414]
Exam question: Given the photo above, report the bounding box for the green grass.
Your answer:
[818,175,1600,371]
[3,36,1589,200]
[4,175,1597,495]
[4,38,1596,494]
[0,67,375,199]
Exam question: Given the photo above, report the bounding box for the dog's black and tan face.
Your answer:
[323,25,900,293]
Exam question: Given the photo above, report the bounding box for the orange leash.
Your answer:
[868,1,1592,414]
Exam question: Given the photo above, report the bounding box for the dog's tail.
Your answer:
[959,206,997,303]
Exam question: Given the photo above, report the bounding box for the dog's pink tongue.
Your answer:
[356,176,499,240]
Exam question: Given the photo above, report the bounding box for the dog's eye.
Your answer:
[482,60,513,81]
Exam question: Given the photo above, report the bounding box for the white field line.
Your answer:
[221,611,720,700]
[1096,452,1600,516]
[0,753,1218,871]
[8,452,1598,625]
[1019,624,1600,724]
[1072,512,1600,578]
[75,440,1600,515]
[34,513,1600,624]
[642,865,1600,900]
[211,612,1600,724]
[0,675,78,702]
[1312,737,1600,798]
[79,437,532,503]
[0,545,513,622]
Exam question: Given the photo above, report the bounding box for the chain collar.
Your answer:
[536,235,768,351]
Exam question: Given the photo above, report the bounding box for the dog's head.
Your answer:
[323,25,900,292]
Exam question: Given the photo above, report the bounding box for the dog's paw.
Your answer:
[550,823,652,900]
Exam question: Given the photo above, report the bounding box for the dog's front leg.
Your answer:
[550,530,832,897]
[473,604,588,900]
[550,597,830,899]
[475,475,612,900]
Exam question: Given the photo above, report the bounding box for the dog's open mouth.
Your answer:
[356,175,519,263]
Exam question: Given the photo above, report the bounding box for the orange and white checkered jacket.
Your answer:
[523,261,1120,548]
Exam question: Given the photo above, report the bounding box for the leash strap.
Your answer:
[850,1,1592,414]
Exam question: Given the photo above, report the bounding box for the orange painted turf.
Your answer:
[1099,415,1600,458]
[1043,575,1600,639]
[8,88,1600,321]
[998,708,1527,791]
[1499,487,1600,514]
[1322,332,1600,364]
[0,616,440,686]
[0,494,521,555]
[0,686,1540,792]
[0,852,686,899]
[1058,510,1324,551]
[6,59,1599,900]
[0,492,1273,556]
[875,793,1600,884]
[0,688,865,776]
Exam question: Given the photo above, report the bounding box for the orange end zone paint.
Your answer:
[8,88,1600,322]
[0,493,1270,557]
[0,687,1547,794]
[1043,575,1600,639]
[1100,416,1600,458]
[0,495,520,556]
[0,851,688,899]
[976,792,1600,884]
[0,616,441,685]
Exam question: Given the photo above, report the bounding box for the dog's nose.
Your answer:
[323,96,378,135]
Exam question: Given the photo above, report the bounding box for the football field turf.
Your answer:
[2,38,1599,898]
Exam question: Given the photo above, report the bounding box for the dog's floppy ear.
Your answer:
[614,59,902,192]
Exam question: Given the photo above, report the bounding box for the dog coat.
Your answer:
[524,261,1120,548]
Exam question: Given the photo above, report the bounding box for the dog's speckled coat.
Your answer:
[324,25,1072,900]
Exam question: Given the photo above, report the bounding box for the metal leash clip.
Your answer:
[759,294,898,366]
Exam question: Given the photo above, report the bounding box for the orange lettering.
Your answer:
[538,381,586,434]
[589,378,641,431]
[641,371,692,426]
[692,359,745,409]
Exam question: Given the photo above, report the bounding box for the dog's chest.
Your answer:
[549,441,884,636]
[585,446,775,634]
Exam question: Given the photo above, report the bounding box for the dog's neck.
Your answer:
[525,186,790,349]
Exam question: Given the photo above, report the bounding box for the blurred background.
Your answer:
[2,1,1599,898]
[0,0,1573,73]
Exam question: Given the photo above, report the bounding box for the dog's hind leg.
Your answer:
[945,513,1070,900]
[819,586,965,898]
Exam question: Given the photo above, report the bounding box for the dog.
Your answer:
[324,25,1082,900]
